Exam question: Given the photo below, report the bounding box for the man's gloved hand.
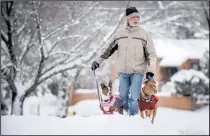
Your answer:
[146,72,154,81]
[91,61,99,71]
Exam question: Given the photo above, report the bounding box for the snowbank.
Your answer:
[23,93,58,116]
[196,94,209,105]
[75,89,97,94]
[2,104,209,135]
[68,100,103,116]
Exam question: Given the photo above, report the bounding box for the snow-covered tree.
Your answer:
[1,1,128,115]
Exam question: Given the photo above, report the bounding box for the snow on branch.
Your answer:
[1,42,10,59]
[40,52,83,81]
[46,34,90,57]
[72,24,107,52]
[41,57,69,77]
[71,1,99,24]
[38,63,80,85]
[14,24,26,36]
[46,32,66,56]
[158,1,164,9]
[42,2,99,41]
[1,30,8,44]
[141,1,178,23]
[47,51,79,58]
[41,27,103,78]
[150,15,183,28]
[18,32,38,66]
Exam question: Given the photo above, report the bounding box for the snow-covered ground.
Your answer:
[2,99,209,135]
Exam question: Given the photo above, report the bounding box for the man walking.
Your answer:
[91,7,157,116]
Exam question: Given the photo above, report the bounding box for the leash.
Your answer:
[93,70,102,105]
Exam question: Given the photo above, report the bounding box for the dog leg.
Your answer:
[151,105,158,124]
[118,107,123,115]
[149,110,152,119]
[145,110,148,117]
[140,111,145,119]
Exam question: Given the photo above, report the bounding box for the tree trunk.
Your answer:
[56,79,70,118]
[11,94,23,115]
[20,94,27,115]
[11,92,29,115]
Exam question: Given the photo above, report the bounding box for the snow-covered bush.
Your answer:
[170,69,209,96]
[200,50,209,78]
[159,81,177,96]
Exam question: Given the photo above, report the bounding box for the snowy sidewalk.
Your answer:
[1,106,209,135]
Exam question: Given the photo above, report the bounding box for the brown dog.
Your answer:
[138,80,159,124]
[100,81,123,115]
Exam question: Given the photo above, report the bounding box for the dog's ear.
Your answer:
[151,80,156,84]
[100,83,106,88]
[144,80,149,85]
[154,89,157,94]
[151,82,157,94]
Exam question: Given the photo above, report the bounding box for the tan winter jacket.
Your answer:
[96,23,157,75]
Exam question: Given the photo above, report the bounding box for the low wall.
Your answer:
[69,93,208,110]
[69,93,98,105]
[157,96,192,110]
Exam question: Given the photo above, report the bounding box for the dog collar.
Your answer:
[103,99,110,103]
[102,96,113,103]
[140,97,153,103]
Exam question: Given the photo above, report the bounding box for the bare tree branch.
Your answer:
[141,1,177,23]
[33,2,45,82]
[46,31,66,56]
[23,2,45,99]
[48,51,79,58]
[149,15,186,28]
[158,1,164,9]
[73,23,107,52]
[202,1,210,28]
[40,56,69,77]
[41,18,110,79]
[6,1,13,16]
[1,2,8,22]
[13,23,26,36]
[1,67,17,96]
[18,32,38,66]
[38,64,79,86]
[42,2,99,41]
[46,34,90,57]
[1,46,10,59]
[1,31,8,45]
[1,1,17,79]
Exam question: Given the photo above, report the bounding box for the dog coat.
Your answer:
[101,94,122,112]
[138,94,159,112]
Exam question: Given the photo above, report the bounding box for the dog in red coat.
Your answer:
[138,80,159,124]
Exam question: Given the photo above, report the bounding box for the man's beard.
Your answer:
[128,22,139,27]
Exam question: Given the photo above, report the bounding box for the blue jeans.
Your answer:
[118,73,144,116]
